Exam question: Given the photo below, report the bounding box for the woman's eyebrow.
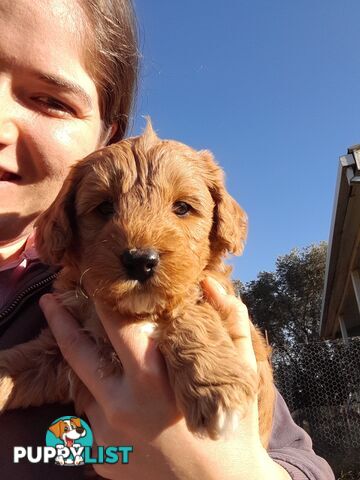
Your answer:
[0,52,93,109]
[36,72,93,109]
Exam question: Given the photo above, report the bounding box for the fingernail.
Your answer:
[205,277,227,295]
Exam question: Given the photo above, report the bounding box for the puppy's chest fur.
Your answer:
[57,269,209,343]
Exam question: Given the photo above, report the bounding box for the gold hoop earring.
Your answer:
[77,267,91,299]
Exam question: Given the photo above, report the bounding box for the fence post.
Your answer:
[339,315,349,345]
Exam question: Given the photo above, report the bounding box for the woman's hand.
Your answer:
[39,277,290,480]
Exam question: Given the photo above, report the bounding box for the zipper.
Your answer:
[0,272,58,321]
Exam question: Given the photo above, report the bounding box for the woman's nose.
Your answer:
[0,120,19,146]
[0,84,20,146]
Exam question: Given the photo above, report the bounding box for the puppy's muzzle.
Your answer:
[121,248,160,283]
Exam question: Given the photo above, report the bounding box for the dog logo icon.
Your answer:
[46,416,93,466]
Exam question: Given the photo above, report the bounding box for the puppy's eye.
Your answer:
[64,426,69,432]
[96,201,115,218]
[173,201,191,217]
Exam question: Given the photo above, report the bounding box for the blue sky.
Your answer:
[132,1,360,283]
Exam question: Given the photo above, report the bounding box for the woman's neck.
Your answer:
[0,234,29,265]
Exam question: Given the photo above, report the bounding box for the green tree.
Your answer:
[235,242,327,347]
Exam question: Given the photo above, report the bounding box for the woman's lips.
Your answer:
[0,171,21,182]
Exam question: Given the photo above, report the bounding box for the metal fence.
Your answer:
[273,337,360,478]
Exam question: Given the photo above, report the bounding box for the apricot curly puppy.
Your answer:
[0,122,275,445]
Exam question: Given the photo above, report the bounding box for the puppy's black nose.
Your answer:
[76,427,84,434]
[121,248,160,282]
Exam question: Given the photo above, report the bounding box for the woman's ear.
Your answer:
[102,122,118,146]
[199,150,248,256]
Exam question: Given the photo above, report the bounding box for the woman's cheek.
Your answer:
[44,120,102,169]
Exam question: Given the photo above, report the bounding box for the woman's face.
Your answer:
[0,0,106,242]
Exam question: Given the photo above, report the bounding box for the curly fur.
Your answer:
[0,121,275,445]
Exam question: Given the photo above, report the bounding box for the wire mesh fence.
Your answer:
[273,337,360,478]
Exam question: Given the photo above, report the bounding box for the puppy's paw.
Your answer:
[0,370,15,412]
[183,384,253,440]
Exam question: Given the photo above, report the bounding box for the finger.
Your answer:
[201,276,250,336]
[39,293,119,409]
[84,399,132,446]
[201,276,257,370]
[93,300,168,382]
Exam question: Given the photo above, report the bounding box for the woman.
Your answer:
[0,0,334,478]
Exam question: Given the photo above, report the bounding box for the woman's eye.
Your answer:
[32,96,75,116]
[173,201,191,217]
[96,201,115,219]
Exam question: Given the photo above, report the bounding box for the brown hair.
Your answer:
[78,0,139,143]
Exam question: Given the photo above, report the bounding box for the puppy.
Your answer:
[0,121,275,444]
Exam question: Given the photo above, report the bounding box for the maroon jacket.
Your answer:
[0,259,335,479]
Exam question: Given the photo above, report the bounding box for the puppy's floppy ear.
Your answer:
[34,165,83,266]
[200,150,248,255]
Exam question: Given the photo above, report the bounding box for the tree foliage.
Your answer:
[234,242,327,347]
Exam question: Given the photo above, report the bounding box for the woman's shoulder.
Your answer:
[0,261,59,349]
